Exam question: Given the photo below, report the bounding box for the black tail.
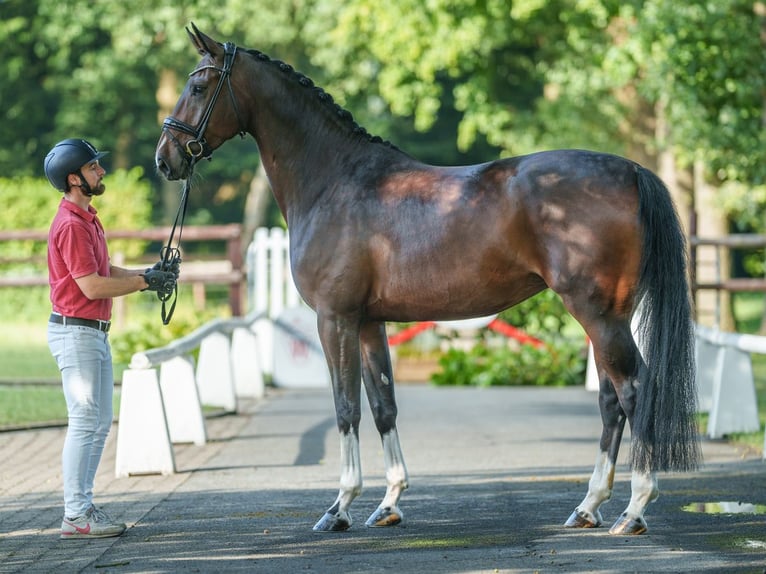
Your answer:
[631,166,701,472]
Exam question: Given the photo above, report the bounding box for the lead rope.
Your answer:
[158,170,193,325]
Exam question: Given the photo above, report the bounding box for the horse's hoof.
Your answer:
[365,505,403,527]
[564,508,602,528]
[609,513,647,535]
[313,511,352,532]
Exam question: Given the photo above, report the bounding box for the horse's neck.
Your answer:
[244,61,406,224]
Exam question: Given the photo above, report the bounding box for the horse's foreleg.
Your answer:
[360,322,409,527]
[313,431,363,532]
[313,312,364,532]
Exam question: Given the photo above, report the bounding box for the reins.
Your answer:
[156,173,192,325]
[157,41,245,325]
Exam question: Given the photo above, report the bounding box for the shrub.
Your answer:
[431,290,587,387]
[431,337,586,387]
[110,304,225,367]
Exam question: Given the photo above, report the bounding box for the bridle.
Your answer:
[162,41,247,165]
[156,41,246,324]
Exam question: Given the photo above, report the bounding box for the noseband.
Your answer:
[162,41,246,166]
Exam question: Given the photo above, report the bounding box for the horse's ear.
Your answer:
[186,22,220,57]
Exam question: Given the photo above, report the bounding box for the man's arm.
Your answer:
[74,271,148,300]
[109,264,143,279]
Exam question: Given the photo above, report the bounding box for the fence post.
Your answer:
[231,326,265,398]
[160,355,207,445]
[272,306,329,388]
[115,368,176,477]
[694,333,717,412]
[196,331,238,412]
[707,344,761,438]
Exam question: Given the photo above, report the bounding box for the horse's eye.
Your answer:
[191,84,205,96]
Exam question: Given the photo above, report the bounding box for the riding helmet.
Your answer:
[44,139,109,191]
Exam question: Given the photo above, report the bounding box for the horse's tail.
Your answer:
[631,165,701,472]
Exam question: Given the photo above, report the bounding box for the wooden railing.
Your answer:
[0,224,245,315]
[690,234,766,293]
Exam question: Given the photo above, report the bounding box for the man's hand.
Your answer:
[141,268,177,297]
[151,254,181,279]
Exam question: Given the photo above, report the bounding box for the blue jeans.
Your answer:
[47,322,113,519]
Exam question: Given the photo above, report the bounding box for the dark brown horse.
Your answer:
[155,25,700,535]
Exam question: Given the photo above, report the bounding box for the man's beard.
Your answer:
[89,181,106,196]
[82,178,106,196]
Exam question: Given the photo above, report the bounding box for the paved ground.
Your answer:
[0,385,764,573]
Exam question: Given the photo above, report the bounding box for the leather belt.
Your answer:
[49,313,111,333]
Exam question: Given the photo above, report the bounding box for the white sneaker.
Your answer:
[60,506,126,539]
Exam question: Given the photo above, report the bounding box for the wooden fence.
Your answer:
[0,224,245,315]
[690,234,766,328]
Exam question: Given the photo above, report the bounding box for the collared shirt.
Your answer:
[48,198,112,321]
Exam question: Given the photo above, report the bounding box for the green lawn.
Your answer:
[0,322,60,382]
[0,322,120,428]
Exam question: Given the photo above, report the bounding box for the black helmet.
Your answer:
[44,139,109,191]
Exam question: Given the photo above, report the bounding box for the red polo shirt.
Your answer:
[48,198,112,321]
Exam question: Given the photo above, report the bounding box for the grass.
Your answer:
[0,322,122,428]
[0,383,121,430]
[0,321,60,382]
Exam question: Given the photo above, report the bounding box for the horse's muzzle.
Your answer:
[155,155,186,181]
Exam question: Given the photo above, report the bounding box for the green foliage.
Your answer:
[498,290,582,338]
[717,181,766,277]
[432,338,586,387]
[431,290,587,387]
[632,0,766,184]
[110,306,222,366]
[2,0,764,236]
[89,167,154,257]
[0,169,152,258]
[0,287,51,323]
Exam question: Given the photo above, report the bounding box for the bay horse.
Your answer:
[155,25,700,536]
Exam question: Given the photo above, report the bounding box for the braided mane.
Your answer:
[243,48,396,149]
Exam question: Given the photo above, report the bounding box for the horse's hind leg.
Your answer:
[564,368,625,529]
[564,318,658,534]
[359,321,409,527]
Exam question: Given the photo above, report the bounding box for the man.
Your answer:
[44,138,177,539]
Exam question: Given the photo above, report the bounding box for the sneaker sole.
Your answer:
[60,528,125,539]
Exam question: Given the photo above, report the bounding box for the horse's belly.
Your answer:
[366,265,545,323]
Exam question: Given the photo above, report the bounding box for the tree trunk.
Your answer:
[241,160,272,259]
[655,98,733,330]
[156,68,181,224]
[693,157,734,330]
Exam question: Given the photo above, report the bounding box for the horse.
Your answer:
[155,25,700,536]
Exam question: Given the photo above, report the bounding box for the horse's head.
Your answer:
[155,24,247,181]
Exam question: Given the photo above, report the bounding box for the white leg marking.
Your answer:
[623,470,658,521]
[379,429,409,510]
[334,431,362,522]
[574,451,614,525]
[365,428,409,527]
